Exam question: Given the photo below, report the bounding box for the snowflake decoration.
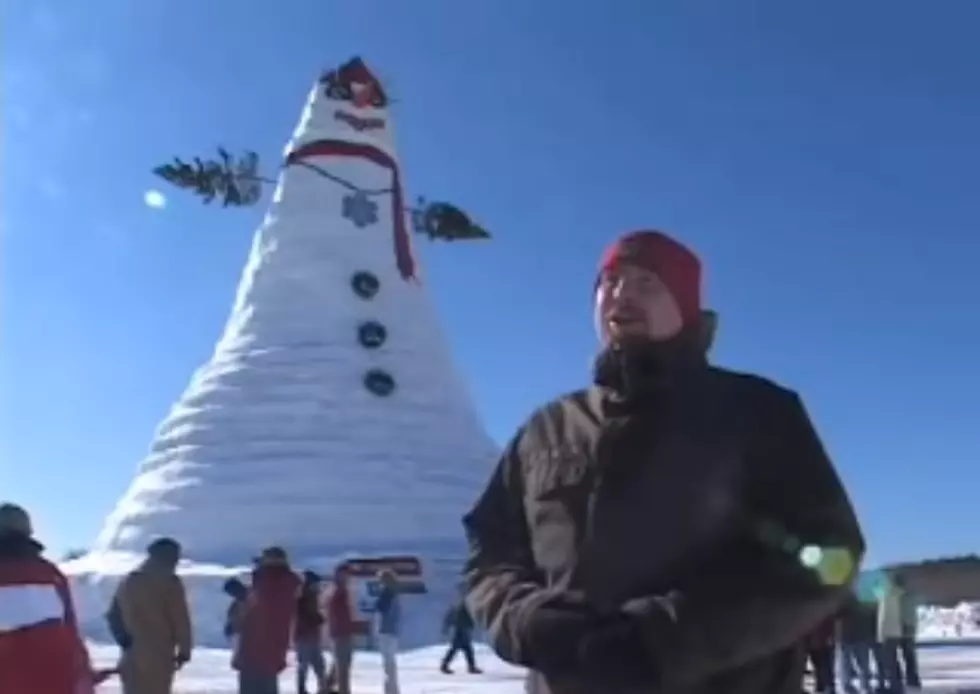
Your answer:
[342,191,379,228]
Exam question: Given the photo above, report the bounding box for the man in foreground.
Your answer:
[463,230,865,694]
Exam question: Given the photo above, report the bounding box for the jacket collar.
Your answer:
[0,534,44,560]
[593,329,707,407]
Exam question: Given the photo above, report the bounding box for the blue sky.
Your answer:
[2,1,978,565]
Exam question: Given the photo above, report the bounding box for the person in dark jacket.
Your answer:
[804,614,837,694]
[223,578,249,641]
[838,594,877,694]
[440,586,482,674]
[895,574,921,689]
[462,230,866,694]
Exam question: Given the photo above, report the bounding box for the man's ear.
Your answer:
[700,310,718,353]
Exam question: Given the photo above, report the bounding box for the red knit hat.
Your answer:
[597,230,702,324]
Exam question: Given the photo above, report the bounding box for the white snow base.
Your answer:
[85,642,980,694]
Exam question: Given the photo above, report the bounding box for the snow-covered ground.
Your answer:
[88,643,524,694]
[921,603,980,641]
[87,642,980,694]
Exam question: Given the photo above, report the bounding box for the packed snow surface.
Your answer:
[86,642,980,694]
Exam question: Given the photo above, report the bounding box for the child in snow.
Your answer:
[223,578,250,645]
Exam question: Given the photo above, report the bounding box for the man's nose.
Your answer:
[610,278,638,301]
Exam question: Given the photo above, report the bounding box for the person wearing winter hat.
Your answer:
[109,536,192,694]
[234,546,301,694]
[462,230,865,694]
[0,503,97,694]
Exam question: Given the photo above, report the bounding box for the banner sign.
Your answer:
[338,555,428,623]
[343,555,423,578]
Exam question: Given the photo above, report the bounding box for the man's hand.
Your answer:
[621,592,681,652]
[577,593,681,682]
[174,651,191,670]
[519,593,603,674]
[578,614,651,680]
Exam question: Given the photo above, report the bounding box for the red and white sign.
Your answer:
[343,555,423,578]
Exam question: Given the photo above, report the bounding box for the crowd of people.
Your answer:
[0,501,483,694]
[804,571,921,694]
[106,541,484,694]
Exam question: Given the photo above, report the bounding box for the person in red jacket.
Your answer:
[233,547,301,694]
[294,571,327,694]
[0,502,96,694]
[326,564,356,694]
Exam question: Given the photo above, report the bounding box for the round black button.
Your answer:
[358,321,388,349]
[363,369,396,397]
[351,271,380,300]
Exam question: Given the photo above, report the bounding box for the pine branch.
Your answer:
[152,148,264,207]
[412,201,492,241]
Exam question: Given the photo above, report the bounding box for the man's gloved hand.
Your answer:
[621,591,681,647]
[578,593,681,682]
[577,613,651,680]
[519,593,601,674]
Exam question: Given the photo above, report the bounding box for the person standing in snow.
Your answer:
[462,230,866,694]
[233,546,301,694]
[223,577,250,643]
[325,563,357,694]
[838,593,878,694]
[804,613,837,694]
[897,574,921,689]
[440,586,482,674]
[108,537,192,694]
[0,503,96,694]
[294,570,328,694]
[876,572,906,693]
[373,569,402,694]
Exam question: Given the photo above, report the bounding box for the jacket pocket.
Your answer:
[524,447,593,572]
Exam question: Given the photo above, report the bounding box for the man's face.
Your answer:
[595,263,684,345]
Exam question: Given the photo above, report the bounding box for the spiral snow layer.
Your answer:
[92,74,498,563]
